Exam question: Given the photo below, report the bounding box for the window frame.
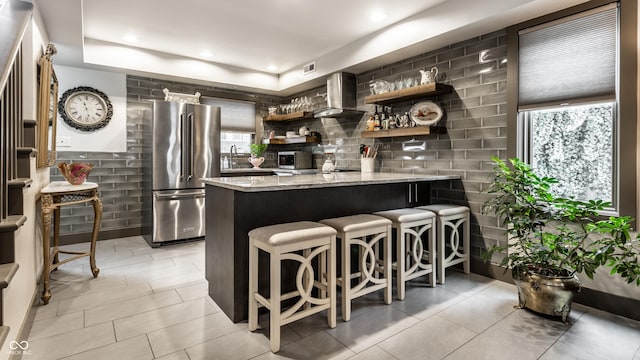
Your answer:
[506,0,637,219]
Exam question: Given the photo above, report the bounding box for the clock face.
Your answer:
[58,86,113,131]
[65,91,107,124]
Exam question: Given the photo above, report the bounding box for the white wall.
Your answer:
[54,65,127,153]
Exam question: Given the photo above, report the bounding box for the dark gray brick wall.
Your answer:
[54,78,283,236]
[265,30,508,262]
[354,30,508,262]
[55,30,508,263]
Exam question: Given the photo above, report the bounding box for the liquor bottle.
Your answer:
[383,106,390,121]
[374,106,381,131]
[366,115,375,131]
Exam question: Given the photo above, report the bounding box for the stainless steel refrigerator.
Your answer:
[143,100,220,246]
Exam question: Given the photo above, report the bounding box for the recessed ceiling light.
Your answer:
[201,51,213,58]
[369,10,387,23]
[122,35,139,43]
[267,64,278,72]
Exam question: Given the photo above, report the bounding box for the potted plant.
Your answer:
[482,157,640,322]
[248,143,268,168]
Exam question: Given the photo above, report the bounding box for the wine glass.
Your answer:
[404,77,414,88]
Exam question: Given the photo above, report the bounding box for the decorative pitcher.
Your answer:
[419,67,439,85]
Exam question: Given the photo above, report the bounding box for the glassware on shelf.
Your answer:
[270,94,327,116]
[404,77,414,88]
[369,80,392,94]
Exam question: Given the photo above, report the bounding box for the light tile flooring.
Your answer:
[24,236,640,360]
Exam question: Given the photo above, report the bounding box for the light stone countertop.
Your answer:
[201,172,459,192]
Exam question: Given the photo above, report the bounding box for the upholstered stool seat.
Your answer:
[320,214,392,321]
[416,204,470,284]
[374,208,436,300]
[248,221,337,353]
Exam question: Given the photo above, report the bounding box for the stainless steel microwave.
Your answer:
[278,151,312,169]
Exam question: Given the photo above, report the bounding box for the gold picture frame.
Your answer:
[36,43,58,168]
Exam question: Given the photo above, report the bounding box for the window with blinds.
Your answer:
[518,4,617,109]
[200,96,256,132]
[517,3,620,213]
[199,97,257,156]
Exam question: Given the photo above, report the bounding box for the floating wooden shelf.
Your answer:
[361,127,446,139]
[364,83,452,105]
[265,136,319,145]
[263,111,313,122]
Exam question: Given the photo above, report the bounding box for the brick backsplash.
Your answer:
[55,29,507,262]
[54,78,285,237]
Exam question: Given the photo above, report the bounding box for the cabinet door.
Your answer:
[407,182,430,206]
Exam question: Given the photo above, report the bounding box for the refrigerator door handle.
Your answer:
[179,113,185,182]
[155,191,205,200]
[187,112,195,181]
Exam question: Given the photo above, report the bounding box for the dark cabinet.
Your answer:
[407,182,430,206]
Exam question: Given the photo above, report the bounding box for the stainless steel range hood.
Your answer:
[313,72,365,118]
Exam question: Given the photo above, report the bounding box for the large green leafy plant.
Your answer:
[483,157,640,284]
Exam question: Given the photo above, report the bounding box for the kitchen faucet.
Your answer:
[229,145,238,169]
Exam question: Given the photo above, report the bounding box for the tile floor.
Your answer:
[23,236,640,360]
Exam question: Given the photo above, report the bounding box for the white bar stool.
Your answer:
[248,221,337,353]
[416,204,470,284]
[373,208,437,300]
[319,214,392,321]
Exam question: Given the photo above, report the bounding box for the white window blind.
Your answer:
[200,96,256,132]
[518,4,617,108]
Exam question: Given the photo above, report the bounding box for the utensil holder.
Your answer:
[361,158,375,173]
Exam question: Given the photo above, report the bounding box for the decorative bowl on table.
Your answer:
[58,162,93,185]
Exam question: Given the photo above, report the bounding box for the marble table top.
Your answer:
[41,181,99,194]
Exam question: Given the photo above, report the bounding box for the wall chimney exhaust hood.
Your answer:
[313,72,365,118]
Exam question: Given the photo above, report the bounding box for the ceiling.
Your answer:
[32,0,588,95]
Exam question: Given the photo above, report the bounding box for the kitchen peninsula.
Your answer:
[202,172,459,322]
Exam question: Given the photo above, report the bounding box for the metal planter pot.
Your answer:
[514,270,581,323]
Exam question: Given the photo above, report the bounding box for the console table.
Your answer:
[40,181,102,304]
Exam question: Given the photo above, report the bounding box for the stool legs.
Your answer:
[328,241,337,328]
[384,233,392,305]
[341,234,352,322]
[437,212,471,284]
[463,214,470,274]
[396,219,436,300]
[396,224,406,300]
[248,236,336,353]
[338,225,391,321]
[248,237,259,332]
[269,251,281,353]
[437,218,446,285]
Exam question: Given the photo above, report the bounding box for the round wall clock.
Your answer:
[58,86,113,131]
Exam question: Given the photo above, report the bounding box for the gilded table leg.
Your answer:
[52,205,61,268]
[41,195,53,305]
[89,195,102,278]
